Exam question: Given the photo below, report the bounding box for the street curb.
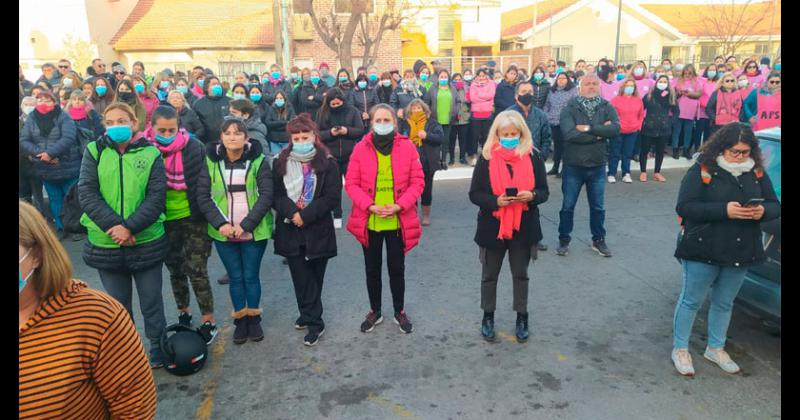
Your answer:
[433,157,696,181]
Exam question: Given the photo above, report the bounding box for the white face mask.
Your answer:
[62,78,73,88]
[22,106,35,115]
[656,82,669,90]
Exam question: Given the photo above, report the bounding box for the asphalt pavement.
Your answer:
[62,160,781,420]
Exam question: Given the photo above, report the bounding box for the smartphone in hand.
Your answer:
[505,187,518,197]
[743,198,765,207]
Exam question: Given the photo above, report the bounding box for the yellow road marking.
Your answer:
[195,326,229,420]
[367,392,421,419]
[496,331,518,343]
[558,354,568,361]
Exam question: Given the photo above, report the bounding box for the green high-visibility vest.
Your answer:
[80,141,165,248]
[205,155,273,242]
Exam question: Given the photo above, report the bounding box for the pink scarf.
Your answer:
[191,82,204,98]
[269,77,283,86]
[146,127,190,190]
[488,145,535,240]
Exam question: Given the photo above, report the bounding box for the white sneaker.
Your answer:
[671,348,695,376]
[704,347,741,374]
[622,174,632,183]
[607,176,617,184]
[334,218,343,229]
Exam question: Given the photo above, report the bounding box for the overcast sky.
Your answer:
[499,0,776,11]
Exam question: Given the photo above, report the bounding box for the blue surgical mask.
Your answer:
[176,85,189,94]
[159,81,170,89]
[369,74,378,81]
[420,74,429,82]
[707,71,717,79]
[134,83,145,94]
[311,76,321,84]
[339,76,348,83]
[439,78,448,86]
[533,73,544,81]
[275,98,285,107]
[373,122,394,136]
[106,125,132,143]
[624,86,635,95]
[95,85,108,96]
[357,81,368,89]
[464,75,474,81]
[210,85,223,97]
[19,249,33,294]
[656,82,669,90]
[775,63,781,71]
[155,133,176,145]
[499,137,520,150]
[633,68,644,76]
[556,67,565,74]
[262,78,269,84]
[233,93,246,100]
[675,64,685,72]
[293,142,315,154]
[616,73,626,81]
[663,65,672,71]
[272,71,281,79]
[381,80,392,87]
[250,93,262,102]
[198,79,205,88]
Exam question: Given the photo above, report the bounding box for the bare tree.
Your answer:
[302,0,417,71]
[61,34,95,78]
[696,0,775,57]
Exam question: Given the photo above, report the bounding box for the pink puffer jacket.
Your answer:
[468,80,496,116]
[345,132,425,254]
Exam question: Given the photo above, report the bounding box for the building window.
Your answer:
[218,62,269,84]
[618,44,636,65]
[551,46,572,65]
[334,0,374,14]
[662,46,687,62]
[439,11,456,43]
[700,45,718,64]
[174,64,186,73]
[754,43,771,56]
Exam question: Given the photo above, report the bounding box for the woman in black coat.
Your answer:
[263,90,297,156]
[352,74,379,129]
[397,98,443,226]
[272,114,342,347]
[293,69,328,120]
[192,76,231,144]
[468,110,549,344]
[640,75,680,182]
[671,123,780,377]
[316,87,365,225]
[167,89,205,140]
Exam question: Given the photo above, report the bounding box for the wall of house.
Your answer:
[84,0,140,64]
[121,50,277,80]
[526,1,669,65]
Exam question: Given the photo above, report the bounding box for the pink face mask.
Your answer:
[68,106,88,120]
[455,81,464,90]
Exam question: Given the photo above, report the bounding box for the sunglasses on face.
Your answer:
[58,65,69,69]
[728,148,751,157]
[747,66,757,69]
[97,64,106,68]
[114,71,125,75]
[723,79,736,83]
[769,80,781,85]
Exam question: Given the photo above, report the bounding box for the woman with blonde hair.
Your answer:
[19,201,157,418]
[469,110,549,343]
[397,98,444,226]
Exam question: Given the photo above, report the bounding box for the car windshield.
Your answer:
[759,138,781,202]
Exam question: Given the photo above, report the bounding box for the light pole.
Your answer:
[767,0,777,60]
[614,0,622,64]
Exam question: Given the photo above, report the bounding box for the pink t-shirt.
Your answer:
[697,78,716,120]
[676,78,702,120]
[600,80,620,101]
[634,77,655,97]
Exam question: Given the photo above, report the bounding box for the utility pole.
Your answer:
[767,0,777,60]
[281,0,291,69]
[614,0,622,64]
[273,0,283,69]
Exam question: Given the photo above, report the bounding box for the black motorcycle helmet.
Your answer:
[160,324,208,376]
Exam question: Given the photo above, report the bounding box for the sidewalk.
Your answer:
[434,156,696,181]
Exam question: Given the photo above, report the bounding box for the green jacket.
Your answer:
[80,138,166,248]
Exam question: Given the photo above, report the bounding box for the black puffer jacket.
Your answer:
[675,161,780,267]
[397,117,444,172]
[178,105,205,141]
[19,108,80,182]
[272,155,341,260]
[78,136,168,271]
[531,79,551,109]
[317,105,365,161]
[469,150,549,249]
[196,140,273,233]
[390,85,427,114]
[263,104,297,144]
[376,84,394,105]
[262,80,293,105]
[641,91,679,138]
[192,95,231,144]
[559,97,620,167]
[293,81,328,120]
[352,87,379,120]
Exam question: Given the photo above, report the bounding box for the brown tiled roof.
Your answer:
[501,0,579,38]
[112,0,275,51]
[640,1,780,37]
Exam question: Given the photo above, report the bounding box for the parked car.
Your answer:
[737,126,780,322]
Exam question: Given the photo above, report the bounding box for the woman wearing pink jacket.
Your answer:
[467,69,496,165]
[608,78,645,183]
[346,103,425,335]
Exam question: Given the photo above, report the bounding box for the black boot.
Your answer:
[516,312,529,343]
[481,312,496,342]
[247,313,264,342]
[233,316,248,344]
[684,147,693,160]
[672,148,680,160]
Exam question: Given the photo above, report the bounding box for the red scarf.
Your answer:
[145,127,190,190]
[488,145,535,240]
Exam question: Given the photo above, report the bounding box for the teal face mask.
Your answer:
[439,78,449,86]
[106,125,133,143]
[623,86,635,95]
[339,77,348,83]
[250,93,262,102]
[159,81,170,89]
[499,137,520,150]
[210,85,223,97]
[95,85,108,96]
[134,83,145,94]
[198,79,205,88]
[293,142,315,154]
[275,98,285,107]
[155,133,177,145]
[176,85,189,94]
[233,93,246,100]
[272,71,281,79]
[311,76,321,84]
[420,74,429,82]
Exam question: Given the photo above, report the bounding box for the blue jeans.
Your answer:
[673,260,748,349]
[558,165,606,242]
[608,132,638,177]
[214,240,268,312]
[42,177,78,231]
[671,118,694,150]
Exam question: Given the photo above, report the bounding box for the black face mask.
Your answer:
[518,93,534,106]
[373,132,394,155]
[329,101,344,112]
[118,92,135,103]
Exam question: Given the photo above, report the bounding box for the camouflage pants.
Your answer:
[164,218,214,315]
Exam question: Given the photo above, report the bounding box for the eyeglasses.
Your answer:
[97,64,106,68]
[747,66,757,69]
[114,71,125,75]
[723,79,736,83]
[727,148,751,157]
[768,80,781,85]
[58,65,69,69]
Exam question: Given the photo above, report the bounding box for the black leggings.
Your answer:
[334,158,349,218]
[551,124,564,170]
[363,230,405,314]
[449,124,470,160]
[470,118,492,154]
[640,135,668,173]
[421,170,435,206]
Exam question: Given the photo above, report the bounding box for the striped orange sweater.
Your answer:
[19,280,156,419]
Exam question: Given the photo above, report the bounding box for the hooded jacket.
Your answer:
[493,80,518,112]
[19,108,81,181]
[193,94,231,144]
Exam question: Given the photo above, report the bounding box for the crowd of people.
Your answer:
[19,53,781,417]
